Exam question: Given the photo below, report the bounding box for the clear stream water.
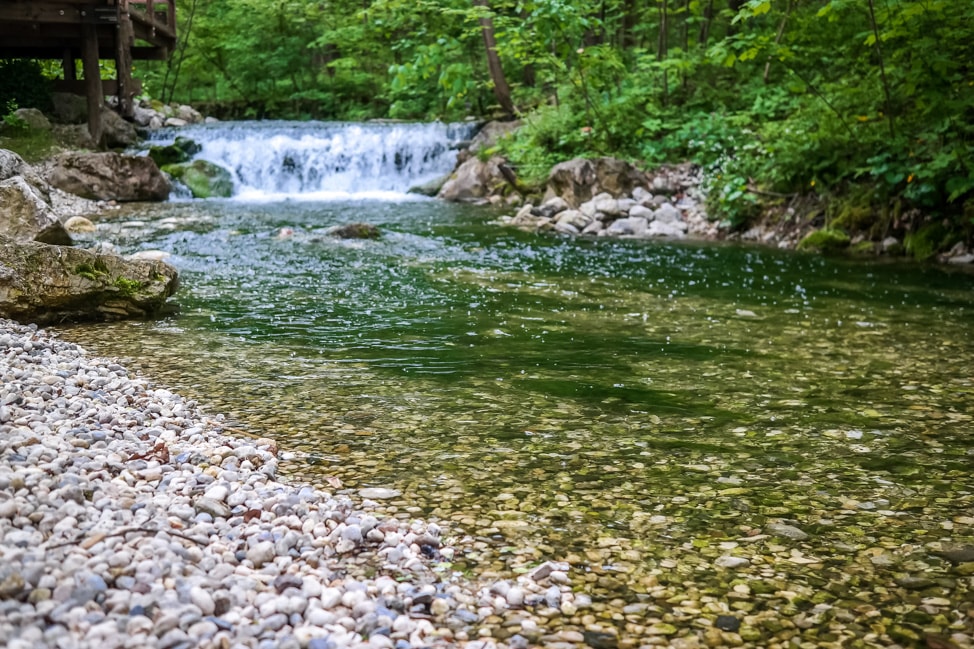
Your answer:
[59,122,974,646]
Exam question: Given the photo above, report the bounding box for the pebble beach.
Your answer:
[0,318,573,649]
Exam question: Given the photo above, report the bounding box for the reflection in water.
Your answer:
[61,197,974,643]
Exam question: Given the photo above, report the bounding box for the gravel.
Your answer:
[0,318,567,648]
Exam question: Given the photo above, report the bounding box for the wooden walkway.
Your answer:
[0,0,176,143]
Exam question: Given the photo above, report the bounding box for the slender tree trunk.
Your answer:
[763,0,794,83]
[866,0,895,137]
[161,0,199,103]
[698,0,714,45]
[472,0,516,117]
[658,0,669,105]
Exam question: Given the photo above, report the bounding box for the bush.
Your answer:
[0,59,53,114]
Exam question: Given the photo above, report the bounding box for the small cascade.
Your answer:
[148,120,477,200]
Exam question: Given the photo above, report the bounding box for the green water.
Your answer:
[62,198,974,646]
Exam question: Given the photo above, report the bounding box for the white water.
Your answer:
[148,121,477,201]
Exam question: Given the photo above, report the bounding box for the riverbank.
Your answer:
[0,318,580,649]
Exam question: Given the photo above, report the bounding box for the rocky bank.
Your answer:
[436,122,974,265]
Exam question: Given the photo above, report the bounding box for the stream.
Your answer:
[58,121,974,647]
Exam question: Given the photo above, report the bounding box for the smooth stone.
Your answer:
[766,523,810,541]
[358,488,401,500]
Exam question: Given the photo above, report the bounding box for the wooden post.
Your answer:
[117,6,136,118]
[81,23,104,145]
[62,49,76,82]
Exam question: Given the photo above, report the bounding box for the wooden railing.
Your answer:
[123,0,176,38]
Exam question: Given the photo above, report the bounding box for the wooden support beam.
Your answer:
[116,10,135,118]
[81,22,103,145]
[62,48,76,82]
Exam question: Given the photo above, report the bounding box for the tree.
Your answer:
[472,0,516,117]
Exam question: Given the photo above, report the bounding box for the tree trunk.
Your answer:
[658,0,669,105]
[472,0,516,117]
[698,0,714,45]
[763,0,794,83]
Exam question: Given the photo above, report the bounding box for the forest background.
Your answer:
[3,0,973,250]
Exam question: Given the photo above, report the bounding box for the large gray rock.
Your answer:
[646,219,687,238]
[438,156,514,202]
[50,92,88,124]
[605,216,648,237]
[0,149,51,202]
[11,108,50,131]
[469,120,521,152]
[100,109,138,148]
[47,152,170,202]
[546,157,648,207]
[0,177,71,245]
[0,235,178,324]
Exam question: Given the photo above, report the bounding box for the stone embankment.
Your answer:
[0,319,577,649]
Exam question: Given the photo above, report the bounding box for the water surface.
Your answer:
[59,128,974,646]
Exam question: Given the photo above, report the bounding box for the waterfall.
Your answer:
[147,120,477,201]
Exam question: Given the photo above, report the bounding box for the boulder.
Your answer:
[162,160,232,199]
[0,234,178,324]
[629,204,655,220]
[632,186,653,205]
[100,109,138,148]
[606,217,649,237]
[581,220,604,236]
[0,149,51,202]
[654,203,683,223]
[469,120,522,152]
[546,158,648,207]
[148,136,202,168]
[327,223,381,239]
[64,216,97,234]
[50,124,98,150]
[50,92,88,124]
[11,108,50,131]
[48,152,171,202]
[132,104,160,127]
[438,156,514,202]
[532,196,569,218]
[176,105,204,124]
[647,219,688,238]
[408,173,451,197]
[555,210,591,230]
[0,177,72,245]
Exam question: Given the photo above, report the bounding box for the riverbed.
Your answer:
[57,122,974,648]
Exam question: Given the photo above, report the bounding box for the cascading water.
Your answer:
[147,120,478,200]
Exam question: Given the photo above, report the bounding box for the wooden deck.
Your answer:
[0,0,176,143]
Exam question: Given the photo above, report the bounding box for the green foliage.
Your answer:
[0,60,53,114]
[150,0,973,239]
[904,222,952,261]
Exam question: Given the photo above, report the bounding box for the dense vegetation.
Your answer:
[5,1,972,248]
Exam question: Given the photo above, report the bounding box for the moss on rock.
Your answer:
[797,228,850,253]
[162,159,233,199]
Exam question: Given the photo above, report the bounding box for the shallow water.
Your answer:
[61,195,974,645]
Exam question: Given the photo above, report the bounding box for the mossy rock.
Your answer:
[797,228,850,253]
[904,222,949,260]
[328,223,381,239]
[830,199,877,233]
[162,159,232,198]
[850,241,877,256]
[148,136,202,167]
